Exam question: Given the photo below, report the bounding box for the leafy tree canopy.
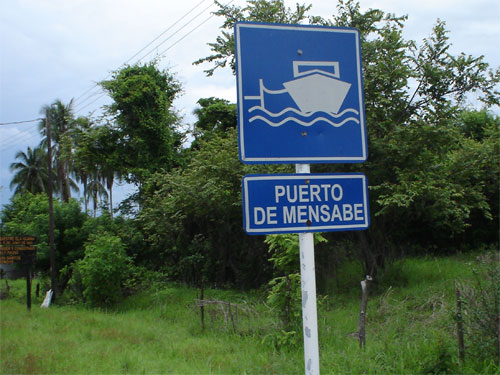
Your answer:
[193,0,313,76]
[190,97,237,149]
[9,146,51,196]
[193,0,499,274]
[100,62,184,187]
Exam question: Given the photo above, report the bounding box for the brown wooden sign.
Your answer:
[0,236,37,264]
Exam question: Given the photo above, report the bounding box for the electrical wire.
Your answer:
[0,118,42,126]
[73,0,213,113]
[133,1,216,64]
[0,130,41,150]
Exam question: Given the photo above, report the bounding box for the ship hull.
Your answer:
[283,73,351,114]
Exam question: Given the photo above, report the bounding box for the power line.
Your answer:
[157,10,221,58]
[0,130,41,150]
[74,0,226,115]
[73,0,212,112]
[126,0,211,65]
[134,1,216,64]
[75,92,108,115]
[0,118,42,126]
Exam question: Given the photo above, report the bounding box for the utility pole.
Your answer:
[46,109,56,300]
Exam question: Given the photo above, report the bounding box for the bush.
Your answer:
[264,233,326,348]
[457,251,500,368]
[73,233,131,308]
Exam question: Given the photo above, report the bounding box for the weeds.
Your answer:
[456,251,500,370]
[1,253,497,374]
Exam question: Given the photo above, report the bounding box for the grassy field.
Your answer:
[1,253,498,374]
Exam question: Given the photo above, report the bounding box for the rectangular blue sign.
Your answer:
[235,22,367,164]
[242,174,370,234]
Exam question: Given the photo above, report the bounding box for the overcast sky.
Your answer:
[1,0,499,209]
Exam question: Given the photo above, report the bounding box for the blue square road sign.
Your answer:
[235,22,367,164]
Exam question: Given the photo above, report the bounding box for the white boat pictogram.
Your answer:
[244,61,359,127]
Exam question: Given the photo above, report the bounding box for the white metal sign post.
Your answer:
[296,164,320,375]
[235,21,368,375]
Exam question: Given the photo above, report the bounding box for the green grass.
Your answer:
[1,253,498,374]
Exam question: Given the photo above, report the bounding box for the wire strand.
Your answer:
[0,118,42,126]
[73,0,211,108]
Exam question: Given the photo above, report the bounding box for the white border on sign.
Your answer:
[236,23,367,163]
[243,174,369,233]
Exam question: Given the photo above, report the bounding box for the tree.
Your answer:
[190,97,237,149]
[100,62,184,194]
[139,128,290,287]
[0,193,87,289]
[330,3,499,271]
[86,172,109,218]
[72,233,131,308]
[196,0,500,275]
[73,123,122,217]
[39,100,80,202]
[194,0,313,76]
[71,116,95,213]
[9,146,51,195]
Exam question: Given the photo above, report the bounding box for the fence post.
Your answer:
[358,275,372,349]
[455,283,465,362]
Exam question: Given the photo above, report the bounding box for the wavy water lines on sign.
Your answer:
[249,115,360,128]
[248,106,360,128]
[248,106,359,118]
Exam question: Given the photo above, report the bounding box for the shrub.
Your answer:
[75,233,131,308]
[457,251,499,368]
[264,233,326,348]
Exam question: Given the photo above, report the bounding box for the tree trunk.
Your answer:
[83,178,88,213]
[93,191,97,218]
[357,231,376,276]
[107,178,113,218]
[57,160,70,202]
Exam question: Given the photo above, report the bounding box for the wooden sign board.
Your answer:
[0,236,37,264]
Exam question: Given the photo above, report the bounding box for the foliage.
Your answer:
[0,193,87,285]
[73,123,121,216]
[72,233,131,308]
[139,128,283,287]
[196,0,500,276]
[193,0,313,76]
[100,62,184,189]
[3,254,495,374]
[38,99,80,202]
[456,251,500,368]
[265,234,326,347]
[190,97,237,150]
[9,146,51,195]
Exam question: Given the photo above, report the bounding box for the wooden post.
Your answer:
[497,315,500,362]
[455,284,465,362]
[46,109,56,300]
[200,281,205,330]
[228,301,236,332]
[358,275,372,349]
[26,263,31,311]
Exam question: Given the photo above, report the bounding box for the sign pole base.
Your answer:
[296,164,320,375]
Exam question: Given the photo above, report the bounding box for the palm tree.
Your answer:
[86,172,109,218]
[39,100,79,202]
[100,165,117,218]
[9,146,53,195]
